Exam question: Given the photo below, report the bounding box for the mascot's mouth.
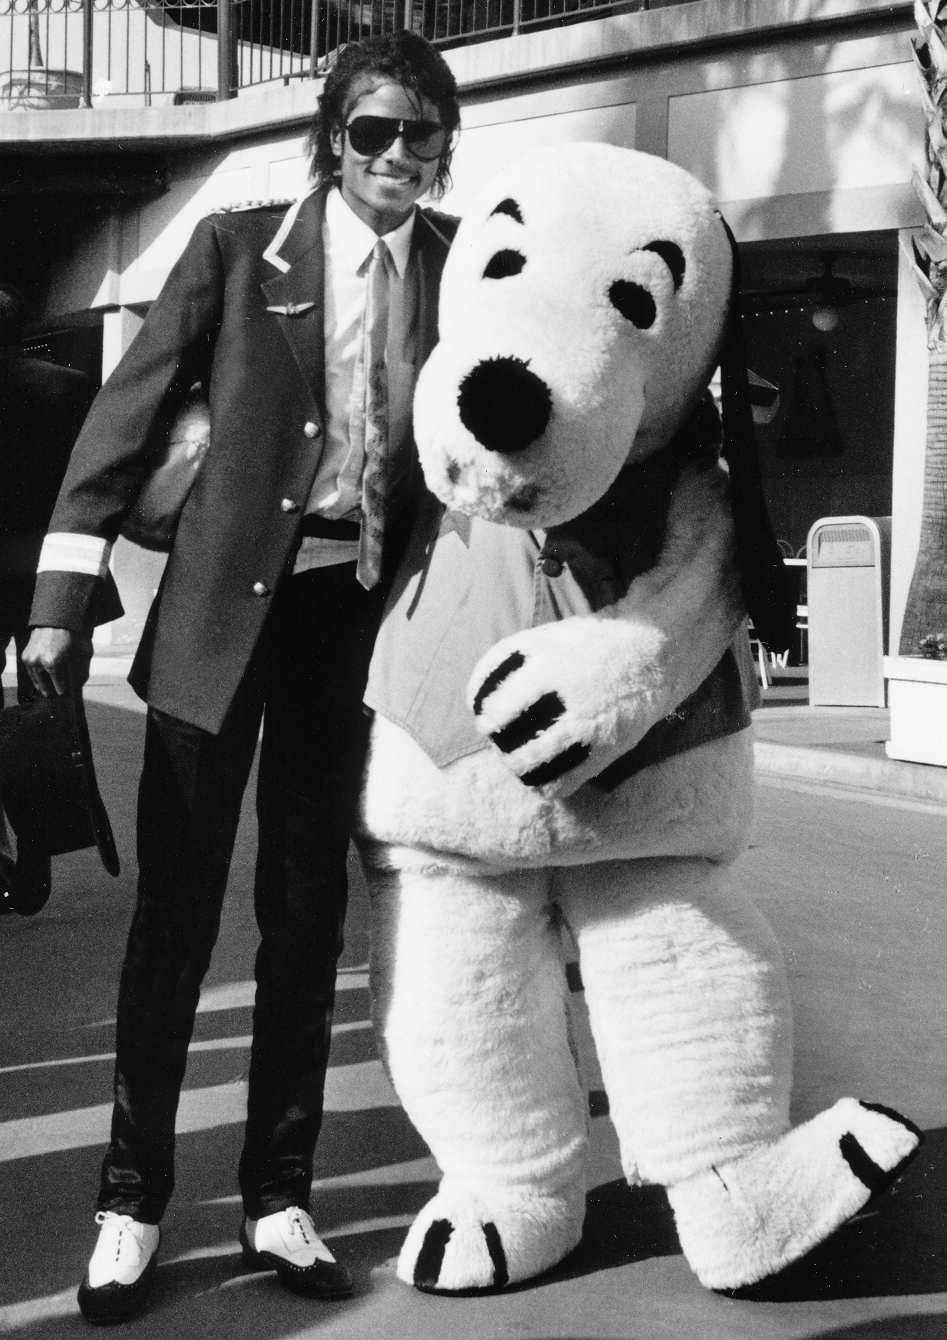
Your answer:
[442,458,541,516]
[507,483,541,513]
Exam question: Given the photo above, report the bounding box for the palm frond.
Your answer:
[922,221,947,261]
[911,0,947,333]
[914,165,947,228]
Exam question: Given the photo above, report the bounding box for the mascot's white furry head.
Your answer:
[414,140,795,650]
[413,142,733,530]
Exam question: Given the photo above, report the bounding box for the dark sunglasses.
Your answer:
[345,115,447,161]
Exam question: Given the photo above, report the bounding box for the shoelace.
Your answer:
[285,1206,312,1245]
[94,1210,141,1262]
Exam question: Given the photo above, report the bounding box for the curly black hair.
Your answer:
[307,32,460,198]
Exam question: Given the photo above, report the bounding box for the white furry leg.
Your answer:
[667,1098,922,1290]
[364,852,588,1291]
[559,857,794,1189]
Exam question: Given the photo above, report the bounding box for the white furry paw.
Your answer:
[667,1098,922,1291]
[467,620,658,796]
[398,1182,585,1292]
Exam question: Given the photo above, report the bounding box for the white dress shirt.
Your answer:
[294,188,416,575]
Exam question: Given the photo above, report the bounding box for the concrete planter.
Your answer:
[884,655,947,766]
[0,70,83,110]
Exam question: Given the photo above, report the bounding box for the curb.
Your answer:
[88,656,135,682]
[754,740,947,806]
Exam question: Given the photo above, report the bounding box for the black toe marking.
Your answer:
[414,1219,453,1289]
[858,1100,924,1142]
[588,1089,609,1118]
[490,692,565,753]
[839,1131,891,1194]
[521,741,592,787]
[482,1223,509,1289]
[473,652,525,716]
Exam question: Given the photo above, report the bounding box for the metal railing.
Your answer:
[0,0,664,107]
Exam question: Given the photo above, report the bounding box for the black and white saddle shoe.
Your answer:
[240,1206,353,1298]
[77,1211,161,1324]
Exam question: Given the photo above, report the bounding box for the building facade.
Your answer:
[0,0,925,655]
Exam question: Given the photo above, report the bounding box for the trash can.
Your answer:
[806,515,891,707]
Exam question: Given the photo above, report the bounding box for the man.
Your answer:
[23,31,459,1324]
[0,285,92,913]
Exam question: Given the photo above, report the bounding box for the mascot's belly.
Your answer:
[360,470,756,871]
[359,713,754,870]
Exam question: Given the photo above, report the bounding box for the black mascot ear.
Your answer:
[717,216,796,654]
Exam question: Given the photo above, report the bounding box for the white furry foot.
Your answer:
[398,1181,586,1292]
[667,1098,921,1291]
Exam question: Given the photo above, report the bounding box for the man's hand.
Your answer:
[22,627,94,697]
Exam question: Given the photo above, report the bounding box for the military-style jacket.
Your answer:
[30,187,457,733]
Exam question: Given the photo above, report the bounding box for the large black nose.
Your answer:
[457,357,552,454]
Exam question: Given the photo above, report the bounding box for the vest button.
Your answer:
[252,581,271,597]
[280,498,299,513]
[303,421,320,439]
[540,555,563,578]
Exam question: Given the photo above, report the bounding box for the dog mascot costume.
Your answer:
[357,144,920,1295]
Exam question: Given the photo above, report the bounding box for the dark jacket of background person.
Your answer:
[0,349,92,637]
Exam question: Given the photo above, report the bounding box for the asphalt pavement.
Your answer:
[2,665,947,1339]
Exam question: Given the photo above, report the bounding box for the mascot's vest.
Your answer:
[366,399,757,790]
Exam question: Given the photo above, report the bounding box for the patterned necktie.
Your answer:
[353,239,392,590]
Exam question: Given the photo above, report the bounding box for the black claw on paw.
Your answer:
[839,1114,923,1202]
[482,1223,509,1289]
[473,653,525,716]
[414,1219,454,1290]
[588,1089,610,1118]
[490,693,565,753]
[839,1132,891,1194]
[521,741,592,787]
[565,961,583,993]
[858,1100,924,1142]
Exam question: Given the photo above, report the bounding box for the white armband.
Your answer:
[37,533,112,579]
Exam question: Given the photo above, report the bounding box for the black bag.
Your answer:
[0,681,120,876]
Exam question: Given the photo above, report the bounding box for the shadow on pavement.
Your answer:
[552,1181,680,1282]
[810,1318,947,1340]
[5,703,947,1338]
[542,1125,947,1303]
[723,1127,947,1303]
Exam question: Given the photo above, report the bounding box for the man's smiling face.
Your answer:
[331,78,443,236]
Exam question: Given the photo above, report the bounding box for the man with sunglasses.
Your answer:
[23,30,459,1324]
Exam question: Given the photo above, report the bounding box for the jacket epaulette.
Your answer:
[210,198,297,216]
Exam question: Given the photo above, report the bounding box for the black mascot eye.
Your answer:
[484,250,526,280]
[490,198,524,223]
[609,281,656,329]
[643,240,686,291]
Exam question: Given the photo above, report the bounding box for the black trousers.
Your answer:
[98,564,385,1223]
